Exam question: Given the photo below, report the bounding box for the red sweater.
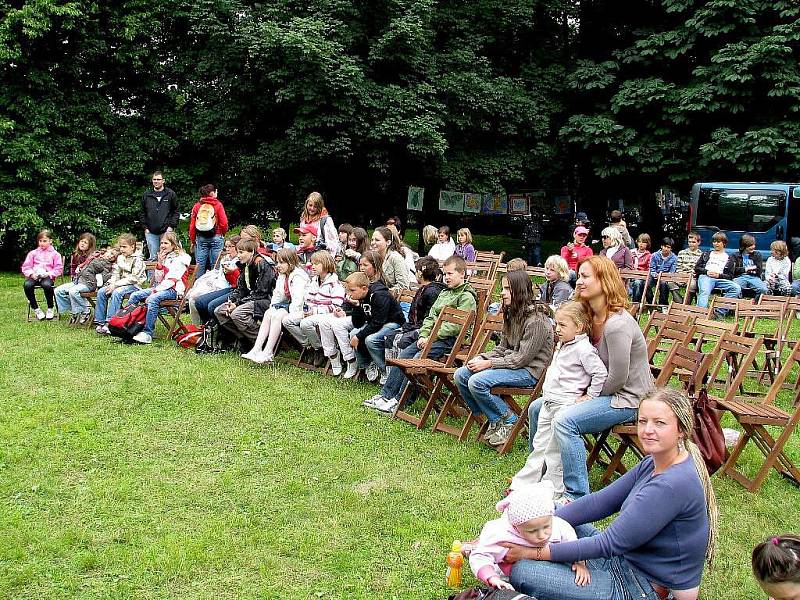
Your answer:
[189,196,229,242]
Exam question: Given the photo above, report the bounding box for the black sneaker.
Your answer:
[78,310,92,325]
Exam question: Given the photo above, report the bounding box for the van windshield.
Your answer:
[698,188,785,232]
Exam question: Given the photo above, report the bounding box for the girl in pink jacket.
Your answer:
[21,229,64,320]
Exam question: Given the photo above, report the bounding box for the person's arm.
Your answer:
[581,350,608,397]
[188,203,199,243]
[437,290,477,339]
[21,251,35,277]
[598,318,633,397]
[389,253,411,293]
[356,292,392,341]
[550,473,684,564]
[622,248,633,269]
[49,251,64,280]
[552,282,572,305]
[167,190,179,230]
[693,252,708,277]
[465,244,476,262]
[489,314,552,370]
[753,252,764,279]
[216,204,229,235]
[154,255,187,292]
[667,254,677,273]
[721,254,736,280]
[794,257,800,281]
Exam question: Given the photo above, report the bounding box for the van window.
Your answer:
[698,188,785,232]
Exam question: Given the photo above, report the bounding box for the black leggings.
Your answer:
[23,277,55,309]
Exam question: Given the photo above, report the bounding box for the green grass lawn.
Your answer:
[1,273,797,599]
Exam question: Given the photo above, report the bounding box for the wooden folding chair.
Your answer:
[737,304,787,385]
[389,307,476,429]
[476,250,504,263]
[482,377,547,455]
[690,317,737,354]
[619,269,649,318]
[465,261,496,279]
[641,309,689,341]
[704,331,765,398]
[716,341,800,492]
[466,277,495,317]
[596,344,713,484]
[710,296,753,321]
[641,272,693,313]
[647,320,697,375]
[430,314,505,440]
[157,265,198,339]
[666,303,712,321]
[79,290,98,326]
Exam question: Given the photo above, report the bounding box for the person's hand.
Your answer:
[417,336,428,349]
[499,542,540,563]
[567,242,574,250]
[707,271,719,278]
[487,576,514,590]
[576,394,591,404]
[190,243,196,254]
[145,228,150,235]
[467,358,492,372]
[333,307,345,318]
[573,562,591,586]
[222,263,234,273]
[349,336,360,349]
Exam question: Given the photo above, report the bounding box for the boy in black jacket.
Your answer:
[344,271,406,382]
[731,233,768,300]
[694,231,741,317]
[215,239,276,349]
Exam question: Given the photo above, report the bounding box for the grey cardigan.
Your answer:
[382,250,411,294]
[481,309,554,379]
[596,310,654,408]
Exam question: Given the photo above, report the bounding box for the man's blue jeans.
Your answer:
[194,235,225,278]
[95,285,138,323]
[355,322,401,369]
[696,274,741,316]
[454,366,538,425]
[144,231,162,260]
[530,395,637,498]
[128,288,178,335]
[380,338,455,400]
[734,274,767,299]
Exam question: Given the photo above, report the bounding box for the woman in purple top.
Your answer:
[502,388,718,600]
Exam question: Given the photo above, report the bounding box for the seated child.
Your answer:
[214,239,276,350]
[67,233,96,281]
[126,232,191,344]
[365,255,476,414]
[427,225,456,261]
[539,255,572,307]
[629,233,652,302]
[21,228,64,321]
[94,233,146,332]
[269,227,295,252]
[469,482,589,590]
[342,271,405,382]
[766,240,792,296]
[646,236,677,303]
[242,248,309,364]
[336,223,353,256]
[455,228,476,262]
[336,226,368,281]
[55,246,117,324]
[295,224,318,275]
[488,258,527,315]
[511,301,607,496]
[282,250,345,367]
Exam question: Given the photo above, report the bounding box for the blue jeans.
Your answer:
[734,274,767,299]
[538,395,637,499]
[55,282,90,314]
[95,284,138,323]
[128,287,178,335]
[696,274,741,315]
[355,322,401,369]
[194,235,224,278]
[510,540,663,600]
[144,231,162,260]
[380,337,455,400]
[628,278,645,302]
[793,280,800,297]
[194,288,231,323]
[454,366,538,425]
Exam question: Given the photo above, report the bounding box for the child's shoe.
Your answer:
[45,308,54,320]
[343,359,359,379]
[78,309,92,325]
[373,396,399,415]
[365,362,379,382]
[487,421,516,447]
[132,332,152,344]
[329,353,343,376]
[68,314,79,325]
[96,324,110,335]
[241,349,261,362]
[33,308,46,321]
[363,394,384,408]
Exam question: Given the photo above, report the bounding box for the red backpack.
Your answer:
[173,324,203,348]
[107,303,147,342]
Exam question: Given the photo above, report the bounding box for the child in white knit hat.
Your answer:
[468,481,590,590]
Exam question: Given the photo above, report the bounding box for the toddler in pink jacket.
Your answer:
[468,482,589,590]
[21,229,64,320]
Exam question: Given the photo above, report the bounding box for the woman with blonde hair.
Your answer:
[507,387,717,600]
[521,255,653,499]
[299,191,340,255]
[599,226,633,270]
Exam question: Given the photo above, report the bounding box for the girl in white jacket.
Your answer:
[511,301,607,496]
[243,248,309,364]
[127,232,191,344]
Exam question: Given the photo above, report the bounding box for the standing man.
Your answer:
[522,209,542,267]
[140,171,179,260]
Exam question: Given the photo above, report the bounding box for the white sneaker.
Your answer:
[343,360,359,379]
[378,369,388,386]
[45,308,54,320]
[33,308,46,321]
[365,363,380,382]
[97,324,110,335]
[363,394,384,408]
[330,354,343,376]
[132,332,152,344]
[241,350,261,362]
[374,397,399,415]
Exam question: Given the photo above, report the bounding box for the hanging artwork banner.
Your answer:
[407,186,424,211]
[481,192,507,215]
[508,193,530,216]
[439,190,465,213]
[463,192,481,214]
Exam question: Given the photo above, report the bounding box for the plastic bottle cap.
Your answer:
[451,540,462,553]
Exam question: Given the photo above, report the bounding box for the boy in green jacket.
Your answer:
[365,254,477,414]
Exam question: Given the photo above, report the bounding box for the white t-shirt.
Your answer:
[705,251,729,275]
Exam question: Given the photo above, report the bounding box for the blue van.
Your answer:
[689,182,800,257]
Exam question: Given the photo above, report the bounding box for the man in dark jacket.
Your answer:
[214,239,276,350]
[140,171,179,260]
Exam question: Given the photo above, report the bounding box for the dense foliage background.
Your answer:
[1,0,798,265]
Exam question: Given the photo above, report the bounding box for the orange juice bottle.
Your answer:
[445,540,463,588]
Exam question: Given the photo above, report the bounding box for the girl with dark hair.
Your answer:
[752,534,800,600]
[189,183,229,278]
[371,226,411,296]
[454,269,555,447]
